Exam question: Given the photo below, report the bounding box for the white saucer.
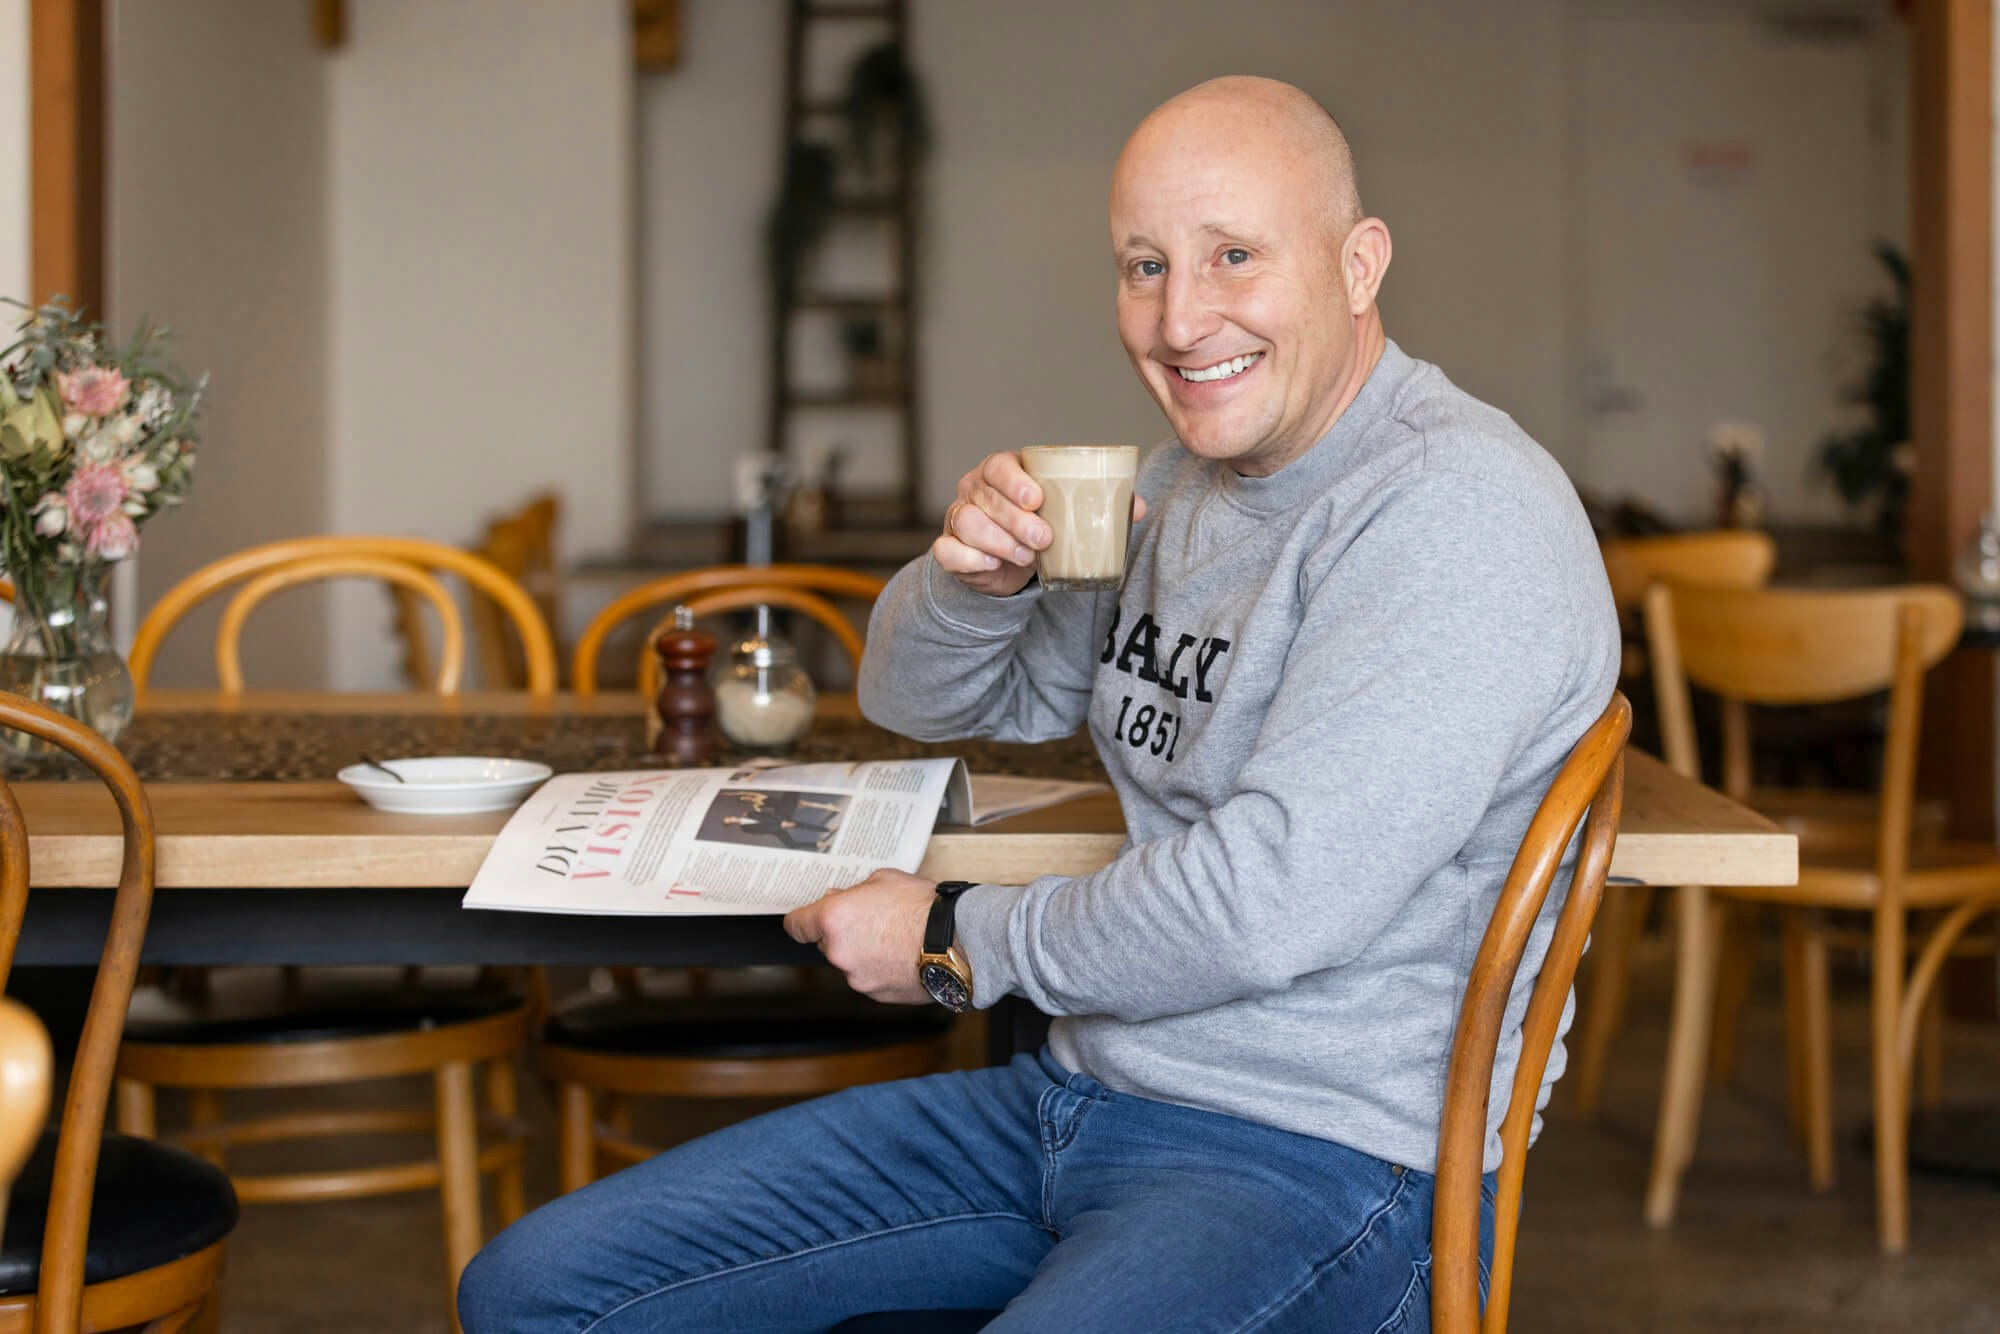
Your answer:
[336,756,553,815]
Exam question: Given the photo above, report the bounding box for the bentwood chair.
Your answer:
[1641,583,2000,1252]
[549,564,955,1192]
[832,694,1632,1333]
[1574,533,1951,1118]
[0,694,238,1333]
[469,494,563,691]
[117,538,554,1329]
[128,535,557,697]
[1572,532,1774,1115]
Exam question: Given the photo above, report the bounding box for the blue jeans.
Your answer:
[459,1049,1493,1333]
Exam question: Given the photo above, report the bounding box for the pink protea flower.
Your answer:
[64,461,129,528]
[55,365,130,417]
[85,511,137,561]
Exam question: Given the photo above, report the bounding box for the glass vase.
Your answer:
[0,562,134,759]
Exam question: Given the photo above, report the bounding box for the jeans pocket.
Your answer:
[1372,1255,1430,1334]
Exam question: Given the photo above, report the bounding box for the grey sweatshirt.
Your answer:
[859,341,1619,1172]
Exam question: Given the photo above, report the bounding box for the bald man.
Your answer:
[461,78,1618,1332]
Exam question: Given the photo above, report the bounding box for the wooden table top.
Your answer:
[7,691,1796,891]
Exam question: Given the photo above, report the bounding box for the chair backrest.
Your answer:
[1643,582,1961,892]
[1599,530,1776,615]
[573,564,887,697]
[130,535,557,697]
[214,554,466,694]
[0,695,159,1332]
[1432,692,1631,1334]
[472,494,563,691]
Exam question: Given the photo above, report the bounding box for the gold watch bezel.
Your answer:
[918,943,973,1010]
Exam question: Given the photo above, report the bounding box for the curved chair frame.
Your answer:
[1433,692,1630,1334]
[216,554,467,694]
[0,694,226,1334]
[573,565,886,696]
[130,536,556,697]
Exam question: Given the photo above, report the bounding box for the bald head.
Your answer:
[1108,75,1391,477]
[1119,76,1363,246]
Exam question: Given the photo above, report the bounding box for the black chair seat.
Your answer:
[122,990,520,1047]
[0,1131,238,1295]
[542,993,954,1060]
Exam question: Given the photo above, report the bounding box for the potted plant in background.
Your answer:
[1817,242,1910,549]
[0,299,202,754]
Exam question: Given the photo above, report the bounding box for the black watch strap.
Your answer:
[925,881,975,953]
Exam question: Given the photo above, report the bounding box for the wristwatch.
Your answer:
[918,881,976,1012]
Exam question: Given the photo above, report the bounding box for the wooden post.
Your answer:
[1908,0,1994,841]
[28,0,105,317]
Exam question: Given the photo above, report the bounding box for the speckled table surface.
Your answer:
[6,707,1112,785]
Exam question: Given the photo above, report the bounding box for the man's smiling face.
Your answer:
[1111,92,1363,478]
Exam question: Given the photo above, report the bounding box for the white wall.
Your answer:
[638,0,1907,525]
[326,0,633,687]
[108,0,332,686]
[0,0,26,307]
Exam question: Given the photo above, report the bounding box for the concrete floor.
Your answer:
[192,946,2000,1333]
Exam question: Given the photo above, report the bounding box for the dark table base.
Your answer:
[19,888,822,969]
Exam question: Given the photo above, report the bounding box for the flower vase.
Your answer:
[0,562,134,759]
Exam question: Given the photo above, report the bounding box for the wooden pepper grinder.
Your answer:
[651,605,719,765]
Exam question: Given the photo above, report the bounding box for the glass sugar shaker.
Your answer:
[709,606,816,754]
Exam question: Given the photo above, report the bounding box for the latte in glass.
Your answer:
[1020,445,1140,592]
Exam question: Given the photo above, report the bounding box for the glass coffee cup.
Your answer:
[1019,445,1139,592]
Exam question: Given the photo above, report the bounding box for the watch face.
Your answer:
[921,961,971,1012]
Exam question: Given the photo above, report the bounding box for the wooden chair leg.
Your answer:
[436,1060,484,1334]
[559,1082,597,1195]
[1782,913,1809,1142]
[1571,883,1649,1116]
[1917,985,1945,1109]
[193,1284,224,1334]
[1871,906,1910,1253]
[485,1059,526,1228]
[1795,914,1835,1192]
[1707,905,1755,1086]
[1646,884,1721,1227]
[188,1090,227,1169]
[116,1078,157,1138]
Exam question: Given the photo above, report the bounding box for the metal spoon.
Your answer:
[358,754,407,784]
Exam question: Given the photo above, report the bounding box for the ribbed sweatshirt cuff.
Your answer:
[921,555,1043,639]
[952,883,1024,1010]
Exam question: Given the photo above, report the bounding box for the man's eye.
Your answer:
[1222,248,1250,265]
[1134,259,1164,278]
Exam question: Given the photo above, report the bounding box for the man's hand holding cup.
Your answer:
[934,448,1145,597]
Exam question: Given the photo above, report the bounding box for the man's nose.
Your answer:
[1159,269,1220,351]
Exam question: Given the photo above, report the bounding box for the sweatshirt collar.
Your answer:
[1211,339,1415,516]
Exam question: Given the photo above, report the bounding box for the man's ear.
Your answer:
[1342,218,1392,314]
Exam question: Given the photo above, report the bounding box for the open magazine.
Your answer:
[461,759,1105,916]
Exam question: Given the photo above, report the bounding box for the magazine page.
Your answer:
[463,758,961,916]
[959,774,1109,827]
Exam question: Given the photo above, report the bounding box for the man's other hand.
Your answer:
[783,869,938,1005]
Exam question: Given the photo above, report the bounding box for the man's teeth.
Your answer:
[1175,353,1262,383]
